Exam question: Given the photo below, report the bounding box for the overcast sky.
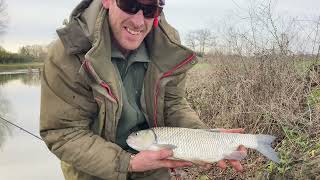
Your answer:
[1,0,319,52]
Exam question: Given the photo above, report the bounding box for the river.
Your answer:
[0,71,64,179]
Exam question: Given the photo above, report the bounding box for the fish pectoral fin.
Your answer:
[149,144,177,151]
[167,157,180,160]
[223,151,247,160]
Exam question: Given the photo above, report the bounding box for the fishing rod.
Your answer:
[0,116,43,141]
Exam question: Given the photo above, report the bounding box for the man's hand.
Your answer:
[199,128,247,172]
[129,149,193,172]
[216,145,247,172]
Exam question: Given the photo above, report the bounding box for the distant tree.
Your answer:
[0,0,8,36]
[185,28,216,55]
[0,49,33,64]
[19,44,48,61]
[19,46,29,56]
[185,31,198,51]
[196,29,215,55]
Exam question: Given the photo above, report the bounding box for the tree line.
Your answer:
[0,47,33,64]
[0,0,48,64]
[0,45,48,64]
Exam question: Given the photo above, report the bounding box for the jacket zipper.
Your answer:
[153,53,196,127]
[84,60,118,103]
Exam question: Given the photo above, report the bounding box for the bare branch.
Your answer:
[184,29,216,55]
[0,0,8,36]
[185,31,198,51]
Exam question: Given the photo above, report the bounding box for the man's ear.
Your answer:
[102,0,110,9]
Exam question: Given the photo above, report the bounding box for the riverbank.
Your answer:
[0,63,43,72]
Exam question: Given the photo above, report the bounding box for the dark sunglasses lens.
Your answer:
[117,0,163,18]
[142,5,162,18]
[117,0,139,14]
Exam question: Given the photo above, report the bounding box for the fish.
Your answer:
[126,127,280,163]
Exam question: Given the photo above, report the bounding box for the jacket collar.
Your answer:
[56,0,99,55]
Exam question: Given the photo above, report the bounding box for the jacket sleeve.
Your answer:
[40,41,130,179]
[163,72,208,129]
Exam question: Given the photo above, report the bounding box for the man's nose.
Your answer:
[131,10,145,27]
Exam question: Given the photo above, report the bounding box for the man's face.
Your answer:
[104,0,154,52]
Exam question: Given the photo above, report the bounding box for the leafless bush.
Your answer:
[181,0,320,178]
[184,55,320,179]
[188,56,318,133]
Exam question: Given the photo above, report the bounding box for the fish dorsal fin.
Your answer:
[149,144,177,151]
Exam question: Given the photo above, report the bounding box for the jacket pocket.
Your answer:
[155,76,174,127]
[92,85,117,141]
[91,95,105,136]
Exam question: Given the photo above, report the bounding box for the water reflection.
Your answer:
[0,89,12,148]
[0,72,40,147]
[0,72,41,86]
[0,71,63,180]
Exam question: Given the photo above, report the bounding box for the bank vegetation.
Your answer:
[183,0,320,179]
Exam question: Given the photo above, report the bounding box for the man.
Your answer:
[40,0,245,179]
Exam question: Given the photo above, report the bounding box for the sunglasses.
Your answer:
[116,0,163,18]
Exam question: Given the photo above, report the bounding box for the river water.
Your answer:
[0,72,64,179]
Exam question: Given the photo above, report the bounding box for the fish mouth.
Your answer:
[126,137,138,150]
[126,137,140,151]
[126,137,133,146]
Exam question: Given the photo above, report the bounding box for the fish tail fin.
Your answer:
[255,134,280,163]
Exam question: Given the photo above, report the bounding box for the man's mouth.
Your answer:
[125,27,142,35]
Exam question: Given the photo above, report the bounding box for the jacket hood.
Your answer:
[57,0,101,55]
[56,0,197,73]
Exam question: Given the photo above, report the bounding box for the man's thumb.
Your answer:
[157,149,173,159]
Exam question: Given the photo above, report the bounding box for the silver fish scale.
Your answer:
[152,127,257,162]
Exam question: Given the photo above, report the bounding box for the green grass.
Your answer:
[0,62,43,72]
[266,127,320,177]
[194,63,211,70]
[308,88,320,107]
[294,60,320,75]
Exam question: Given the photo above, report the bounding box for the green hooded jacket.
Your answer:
[40,0,206,179]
